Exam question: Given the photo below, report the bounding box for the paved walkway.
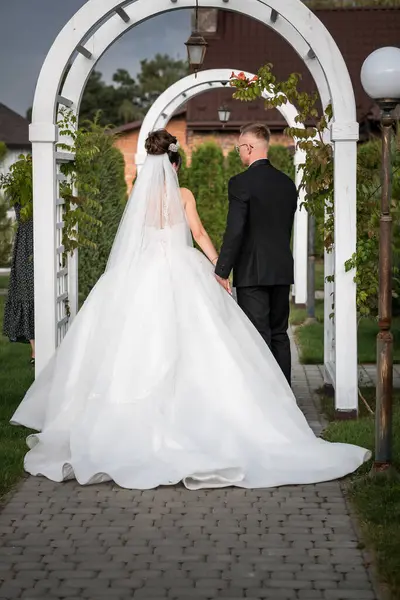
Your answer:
[0,337,378,600]
[307,363,400,390]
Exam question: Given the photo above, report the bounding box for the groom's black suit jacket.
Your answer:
[215,159,297,288]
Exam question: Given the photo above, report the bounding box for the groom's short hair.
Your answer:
[240,123,271,144]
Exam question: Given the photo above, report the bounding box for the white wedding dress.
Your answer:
[11,154,370,490]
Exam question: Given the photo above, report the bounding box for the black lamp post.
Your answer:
[360,46,400,471]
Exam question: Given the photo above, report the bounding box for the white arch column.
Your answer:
[293,154,308,307]
[331,122,358,411]
[29,0,358,414]
[30,123,59,359]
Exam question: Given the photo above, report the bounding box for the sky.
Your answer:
[0,0,191,118]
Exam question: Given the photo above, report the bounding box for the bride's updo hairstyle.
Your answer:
[145,129,182,170]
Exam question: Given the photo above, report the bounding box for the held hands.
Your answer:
[215,274,232,295]
[211,257,232,295]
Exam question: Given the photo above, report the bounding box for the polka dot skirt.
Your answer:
[3,203,34,343]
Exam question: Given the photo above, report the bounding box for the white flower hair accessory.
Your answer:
[168,141,180,153]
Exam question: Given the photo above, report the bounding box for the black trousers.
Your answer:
[236,285,291,386]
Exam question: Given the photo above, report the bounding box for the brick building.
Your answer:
[113,6,400,190]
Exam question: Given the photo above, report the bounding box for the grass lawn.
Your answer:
[289,299,324,326]
[0,296,34,499]
[291,258,400,364]
[292,300,400,364]
[0,274,9,290]
[321,388,400,600]
[315,259,324,291]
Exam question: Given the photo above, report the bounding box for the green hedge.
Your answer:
[0,196,13,268]
[78,128,127,298]
[268,144,295,181]
[225,148,245,181]
[177,148,191,189]
[0,142,7,163]
[189,142,228,251]
[357,137,400,314]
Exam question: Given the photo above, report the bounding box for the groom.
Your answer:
[215,123,297,386]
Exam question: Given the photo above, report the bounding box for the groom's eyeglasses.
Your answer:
[235,143,253,154]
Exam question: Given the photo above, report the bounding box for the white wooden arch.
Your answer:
[30,0,358,415]
[135,68,308,307]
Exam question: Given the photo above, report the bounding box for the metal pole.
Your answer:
[306,212,316,323]
[374,102,395,469]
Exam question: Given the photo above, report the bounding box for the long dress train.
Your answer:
[11,154,370,489]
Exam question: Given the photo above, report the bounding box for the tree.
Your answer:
[75,122,128,297]
[113,69,142,123]
[268,145,295,181]
[80,55,188,125]
[0,154,33,222]
[225,148,245,181]
[27,71,123,126]
[0,196,13,267]
[189,142,227,251]
[26,55,189,128]
[0,142,7,163]
[177,148,191,189]
[136,54,189,112]
[79,71,116,125]
[78,70,139,126]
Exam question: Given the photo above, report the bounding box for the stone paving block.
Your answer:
[169,593,209,600]
[81,591,132,600]
[20,594,60,600]
[242,591,297,599]
[132,589,168,598]
[0,582,23,598]
[324,591,376,599]
[0,331,377,600]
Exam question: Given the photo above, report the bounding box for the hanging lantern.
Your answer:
[185,0,208,76]
[185,32,208,73]
[218,105,231,125]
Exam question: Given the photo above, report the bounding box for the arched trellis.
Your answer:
[135,68,308,307]
[30,0,358,415]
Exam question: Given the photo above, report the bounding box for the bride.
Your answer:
[11,129,370,490]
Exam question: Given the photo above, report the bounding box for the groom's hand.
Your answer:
[215,274,232,295]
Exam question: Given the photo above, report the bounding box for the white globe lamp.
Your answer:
[361,46,400,112]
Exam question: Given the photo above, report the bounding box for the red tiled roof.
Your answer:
[186,7,400,130]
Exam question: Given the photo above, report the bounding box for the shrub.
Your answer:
[225,148,245,181]
[0,142,7,163]
[268,144,295,181]
[177,147,190,189]
[76,124,128,297]
[189,142,227,250]
[0,196,14,267]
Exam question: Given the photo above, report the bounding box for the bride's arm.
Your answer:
[180,187,218,265]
